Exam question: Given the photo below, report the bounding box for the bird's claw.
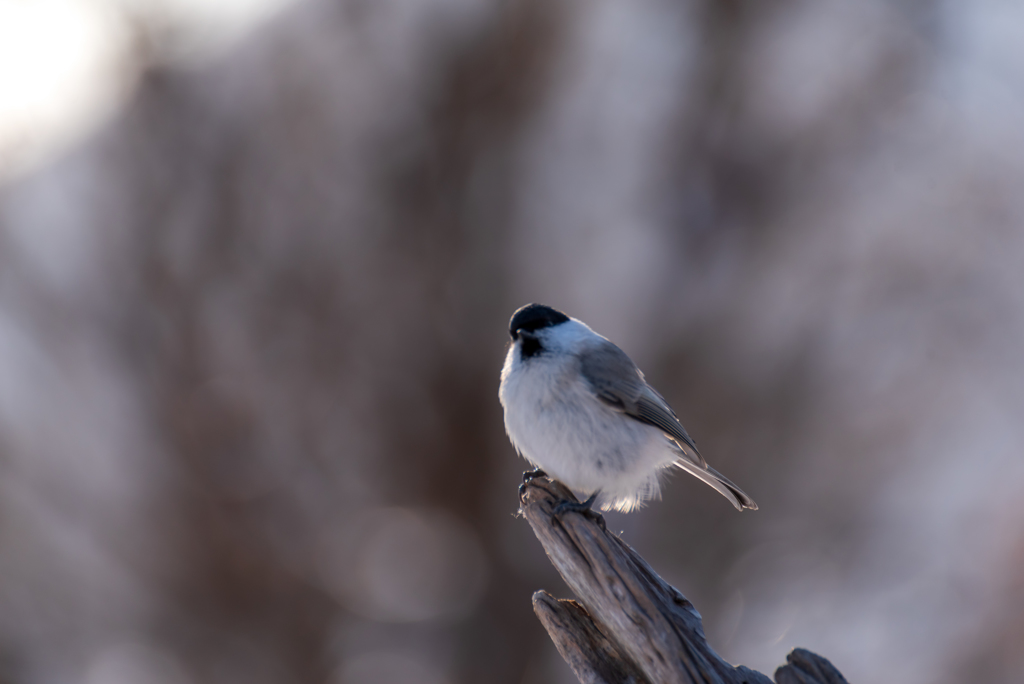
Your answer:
[522,469,547,483]
[519,470,548,498]
[552,492,606,531]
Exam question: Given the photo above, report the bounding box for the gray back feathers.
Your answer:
[578,341,706,468]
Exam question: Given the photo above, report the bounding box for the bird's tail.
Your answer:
[673,460,758,511]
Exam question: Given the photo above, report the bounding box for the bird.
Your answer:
[499,303,757,513]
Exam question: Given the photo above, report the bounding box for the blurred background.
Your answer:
[2,0,1024,683]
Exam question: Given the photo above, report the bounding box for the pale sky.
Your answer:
[0,0,295,181]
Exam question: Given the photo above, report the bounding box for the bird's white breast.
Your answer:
[499,341,677,510]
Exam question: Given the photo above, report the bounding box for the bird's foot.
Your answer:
[553,492,596,515]
[522,469,548,483]
[553,492,606,531]
[519,469,548,498]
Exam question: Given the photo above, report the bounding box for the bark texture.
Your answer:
[520,477,848,684]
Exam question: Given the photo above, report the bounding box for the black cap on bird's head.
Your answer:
[509,303,570,340]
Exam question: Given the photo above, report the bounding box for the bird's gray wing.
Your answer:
[578,341,707,469]
[635,386,706,468]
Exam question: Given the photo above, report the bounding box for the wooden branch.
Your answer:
[532,591,650,684]
[519,476,848,684]
[773,649,848,684]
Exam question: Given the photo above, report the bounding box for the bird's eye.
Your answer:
[510,328,520,341]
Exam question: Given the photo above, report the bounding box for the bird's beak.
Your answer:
[510,328,521,341]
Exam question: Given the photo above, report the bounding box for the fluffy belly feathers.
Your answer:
[500,355,676,510]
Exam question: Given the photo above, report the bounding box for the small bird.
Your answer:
[499,303,757,513]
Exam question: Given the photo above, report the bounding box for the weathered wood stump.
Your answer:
[520,476,848,684]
